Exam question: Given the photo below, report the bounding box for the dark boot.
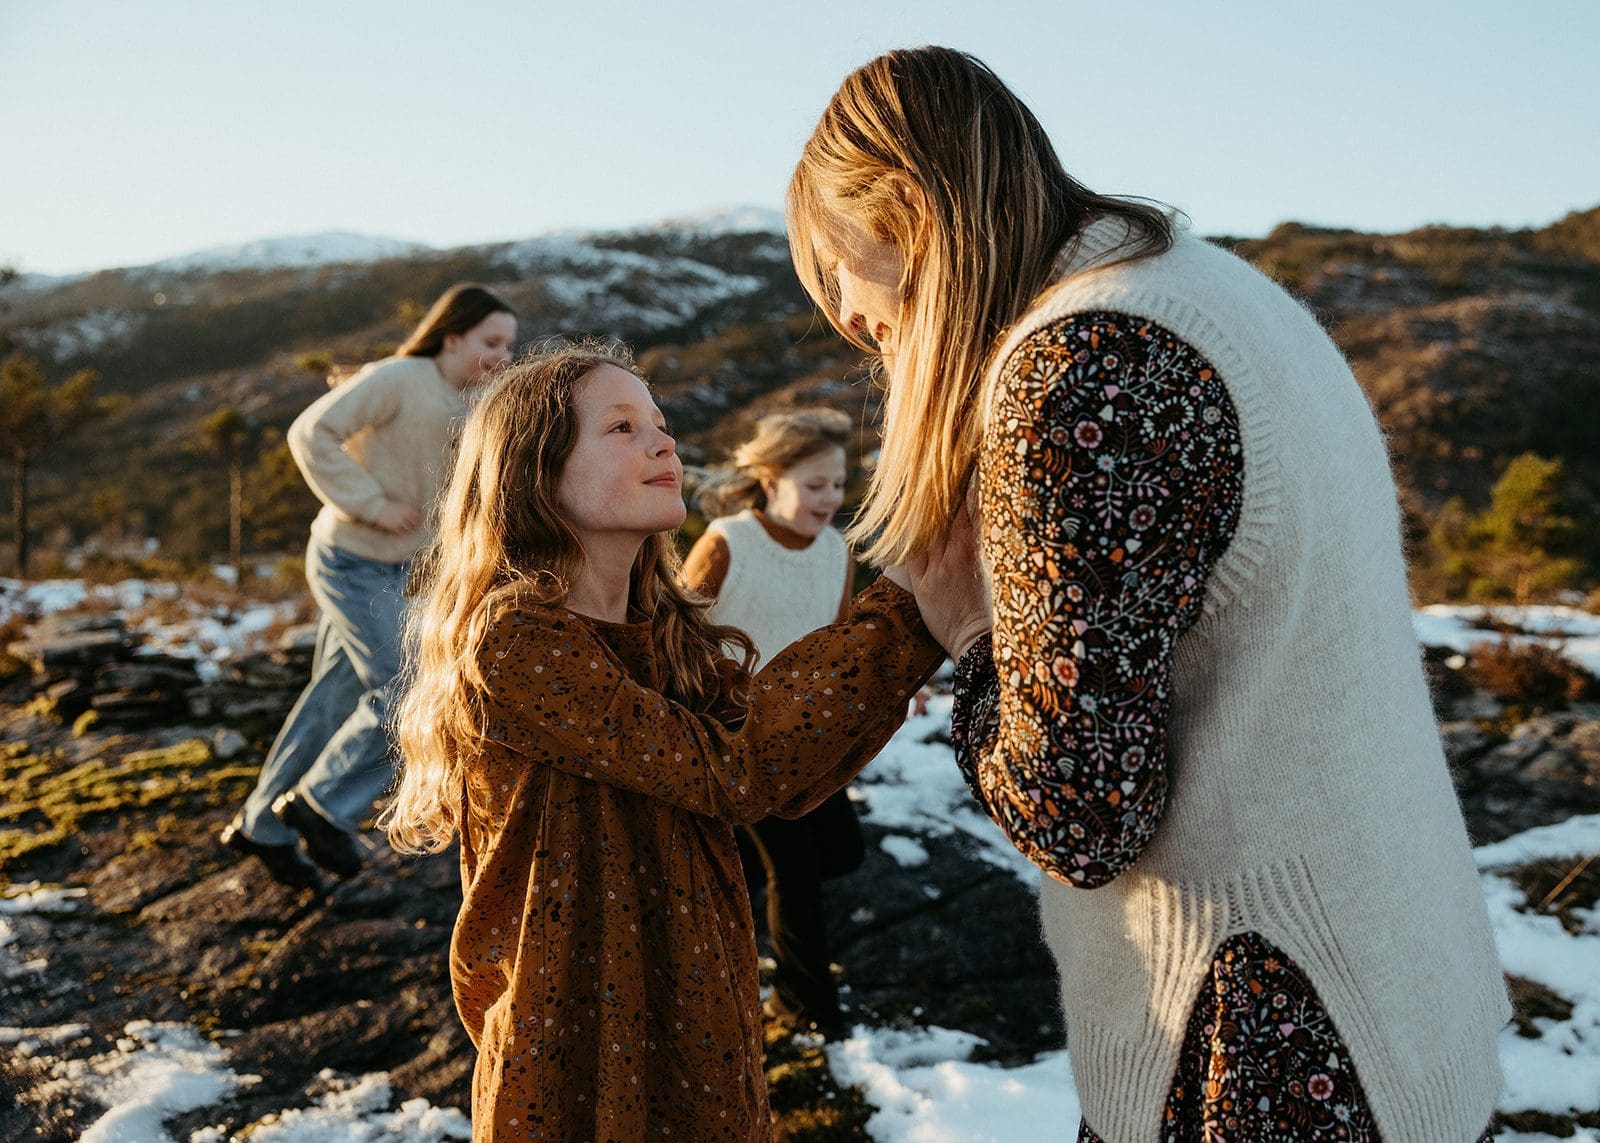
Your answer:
[271,791,367,878]
[219,818,322,890]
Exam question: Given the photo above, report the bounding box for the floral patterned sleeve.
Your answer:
[951,312,1245,887]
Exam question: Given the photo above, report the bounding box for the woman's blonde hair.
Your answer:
[695,407,852,519]
[382,341,755,854]
[786,46,1174,565]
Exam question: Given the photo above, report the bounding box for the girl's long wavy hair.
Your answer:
[382,342,755,854]
[695,407,852,519]
[787,46,1175,566]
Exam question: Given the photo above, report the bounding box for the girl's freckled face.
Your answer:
[556,365,686,543]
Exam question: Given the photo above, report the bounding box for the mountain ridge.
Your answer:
[0,204,1595,597]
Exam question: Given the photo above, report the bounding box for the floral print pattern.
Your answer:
[456,578,942,1140]
[954,312,1244,887]
[1075,933,1494,1143]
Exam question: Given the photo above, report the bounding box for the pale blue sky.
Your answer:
[3,0,1597,275]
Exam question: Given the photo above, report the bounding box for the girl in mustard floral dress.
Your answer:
[382,344,949,1141]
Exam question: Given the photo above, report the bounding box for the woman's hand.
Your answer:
[886,493,991,660]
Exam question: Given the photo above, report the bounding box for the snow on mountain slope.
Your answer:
[141,231,431,274]
[492,230,770,329]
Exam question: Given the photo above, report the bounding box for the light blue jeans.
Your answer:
[238,537,410,844]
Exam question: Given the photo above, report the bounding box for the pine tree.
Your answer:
[1457,453,1587,604]
[0,353,109,576]
[198,406,254,585]
[241,429,320,553]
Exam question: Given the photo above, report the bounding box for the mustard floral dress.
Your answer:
[453,578,942,1141]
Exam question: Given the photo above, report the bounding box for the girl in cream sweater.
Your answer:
[221,284,516,888]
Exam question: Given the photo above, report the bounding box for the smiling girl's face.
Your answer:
[761,447,847,539]
[437,311,518,389]
[556,364,686,544]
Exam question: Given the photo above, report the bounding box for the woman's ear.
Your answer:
[884,171,930,245]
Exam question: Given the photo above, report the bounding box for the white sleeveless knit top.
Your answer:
[704,510,848,673]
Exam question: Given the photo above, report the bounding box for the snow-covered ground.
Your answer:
[1415,603,1600,678]
[0,576,301,682]
[1,590,1597,1139]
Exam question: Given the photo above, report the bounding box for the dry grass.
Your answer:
[1466,637,1598,707]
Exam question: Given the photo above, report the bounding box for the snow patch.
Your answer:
[828,1025,1080,1142]
[0,883,88,914]
[67,1022,241,1143]
[0,576,299,673]
[141,232,429,274]
[491,232,765,331]
[195,1070,470,1142]
[880,834,930,867]
[642,205,787,237]
[854,694,1040,884]
[13,308,145,358]
[1476,813,1600,870]
[1414,604,1600,677]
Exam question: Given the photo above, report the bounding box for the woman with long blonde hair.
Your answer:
[786,47,1506,1143]
[382,344,949,1141]
[685,407,861,1038]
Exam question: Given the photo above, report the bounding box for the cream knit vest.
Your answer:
[705,510,847,673]
[993,219,1509,1142]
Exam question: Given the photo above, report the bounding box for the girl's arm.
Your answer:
[285,361,406,525]
[478,577,942,824]
[951,312,1244,887]
[681,528,730,600]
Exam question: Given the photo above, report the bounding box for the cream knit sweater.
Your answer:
[990,218,1509,1142]
[287,355,470,564]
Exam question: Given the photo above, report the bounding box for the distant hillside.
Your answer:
[0,205,1596,601]
[1231,209,1600,510]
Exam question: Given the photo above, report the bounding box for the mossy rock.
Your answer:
[764,1020,873,1140]
[0,737,255,866]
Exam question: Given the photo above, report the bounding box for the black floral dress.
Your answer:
[949,312,1494,1142]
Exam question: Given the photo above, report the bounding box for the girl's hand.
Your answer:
[372,499,424,535]
[894,493,991,660]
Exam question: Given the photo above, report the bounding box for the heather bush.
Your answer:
[1466,637,1598,707]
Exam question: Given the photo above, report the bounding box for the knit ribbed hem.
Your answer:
[1068,1022,1181,1143]
[1070,1006,1502,1143]
[1051,855,1510,1143]
[1070,1004,1504,1143]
